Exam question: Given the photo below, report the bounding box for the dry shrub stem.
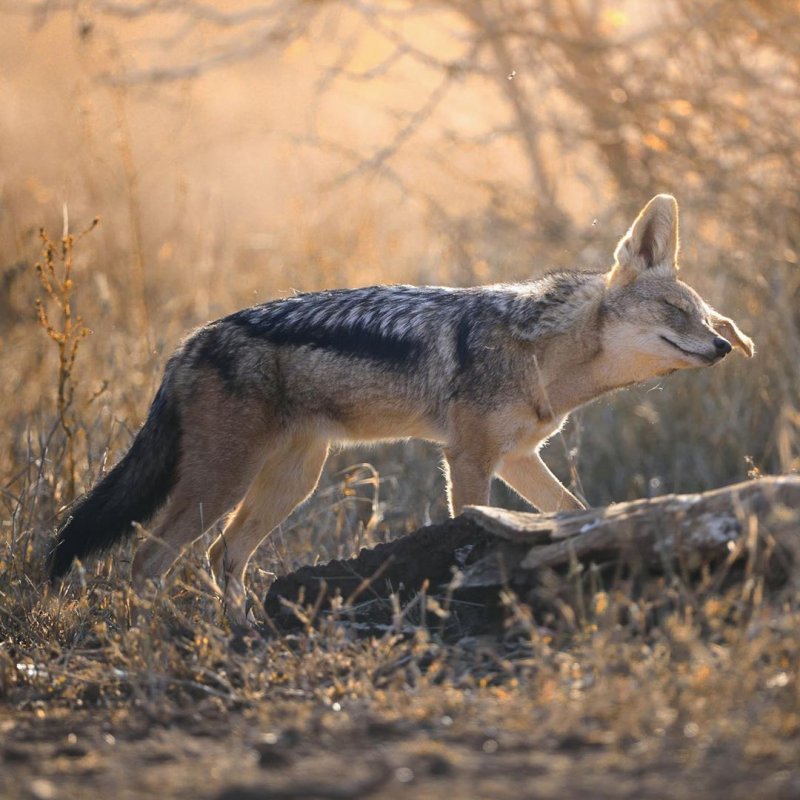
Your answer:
[34,213,98,501]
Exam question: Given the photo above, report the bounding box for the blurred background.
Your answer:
[1,0,798,565]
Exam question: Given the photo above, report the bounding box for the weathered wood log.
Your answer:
[462,476,800,585]
[262,477,800,632]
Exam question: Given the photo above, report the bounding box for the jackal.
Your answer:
[49,195,753,625]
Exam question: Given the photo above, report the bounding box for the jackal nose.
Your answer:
[713,336,732,356]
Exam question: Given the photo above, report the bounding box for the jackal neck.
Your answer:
[520,277,610,418]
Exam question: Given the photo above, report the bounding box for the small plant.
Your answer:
[34,209,98,500]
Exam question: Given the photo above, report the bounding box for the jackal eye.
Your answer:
[663,300,688,314]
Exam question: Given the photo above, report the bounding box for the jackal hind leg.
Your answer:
[131,398,270,596]
[208,435,329,627]
[130,454,263,596]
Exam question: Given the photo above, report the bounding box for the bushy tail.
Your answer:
[48,376,182,581]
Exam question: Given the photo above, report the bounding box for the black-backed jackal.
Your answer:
[49,195,754,625]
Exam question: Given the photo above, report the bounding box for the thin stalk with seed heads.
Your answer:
[34,214,99,500]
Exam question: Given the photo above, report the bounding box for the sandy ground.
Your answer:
[3,703,799,800]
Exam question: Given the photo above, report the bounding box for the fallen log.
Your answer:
[262,476,800,634]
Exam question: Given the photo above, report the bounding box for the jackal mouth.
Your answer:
[659,335,715,363]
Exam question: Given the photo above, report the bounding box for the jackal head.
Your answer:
[602,194,754,378]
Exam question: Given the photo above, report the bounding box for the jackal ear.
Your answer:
[609,194,679,286]
[708,309,755,357]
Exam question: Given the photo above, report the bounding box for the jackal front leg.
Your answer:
[443,447,497,515]
[498,452,585,513]
[443,404,503,515]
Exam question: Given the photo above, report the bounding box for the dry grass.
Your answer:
[1,1,800,797]
[2,493,800,798]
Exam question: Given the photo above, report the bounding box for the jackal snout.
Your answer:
[695,333,732,364]
[713,336,732,357]
[659,317,735,367]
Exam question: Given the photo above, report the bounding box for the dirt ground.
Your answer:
[2,699,799,800]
